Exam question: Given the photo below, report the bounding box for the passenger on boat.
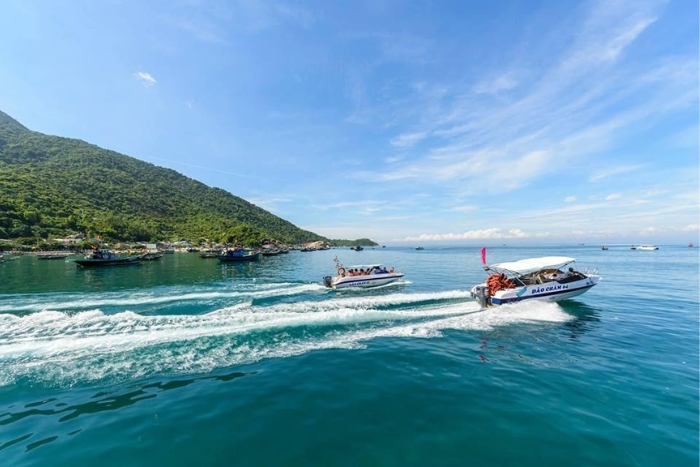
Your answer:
[544,271,560,281]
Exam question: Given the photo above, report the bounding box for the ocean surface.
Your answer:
[0,245,697,466]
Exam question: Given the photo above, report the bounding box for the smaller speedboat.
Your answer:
[323,257,403,289]
[470,256,601,307]
[638,245,659,250]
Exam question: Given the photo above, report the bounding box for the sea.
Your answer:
[0,245,697,466]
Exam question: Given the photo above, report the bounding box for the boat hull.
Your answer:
[74,258,141,267]
[327,273,404,289]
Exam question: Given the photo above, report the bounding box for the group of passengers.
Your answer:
[342,266,392,277]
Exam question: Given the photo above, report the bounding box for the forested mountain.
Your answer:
[0,110,349,246]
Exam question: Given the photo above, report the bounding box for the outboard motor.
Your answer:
[472,285,490,308]
[323,276,333,288]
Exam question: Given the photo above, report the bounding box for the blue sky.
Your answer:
[1,0,697,244]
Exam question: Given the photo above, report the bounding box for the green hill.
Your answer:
[0,110,359,247]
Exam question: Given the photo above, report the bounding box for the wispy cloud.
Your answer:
[247,197,292,213]
[564,196,577,203]
[449,205,478,212]
[606,193,621,201]
[350,0,687,197]
[390,131,428,148]
[589,164,645,181]
[133,71,157,87]
[474,73,519,95]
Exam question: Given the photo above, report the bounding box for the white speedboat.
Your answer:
[638,245,659,250]
[323,257,403,289]
[470,256,601,307]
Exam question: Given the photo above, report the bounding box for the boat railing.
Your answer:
[583,267,599,276]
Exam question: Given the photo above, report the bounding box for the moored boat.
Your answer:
[74,248,142,267]
[199,251,222,259]
[323,257,403,289]
[261,248,282,256]
[218,247,260,262]
[37,254,72,260]
[139,251,164,261]
[470,256,601,307]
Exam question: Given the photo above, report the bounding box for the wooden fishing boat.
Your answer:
[74,249,142,267]
[218,248,260,262]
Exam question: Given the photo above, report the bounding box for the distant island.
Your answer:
[0,110,377,249]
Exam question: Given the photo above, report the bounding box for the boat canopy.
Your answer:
[487,256,575,274]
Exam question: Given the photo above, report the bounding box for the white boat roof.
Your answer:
[488,256,575,274]
[344,264,384,269]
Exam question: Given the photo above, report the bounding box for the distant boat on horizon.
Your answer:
[415,247,425,250]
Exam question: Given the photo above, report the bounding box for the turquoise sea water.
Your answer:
[0,246,698,466]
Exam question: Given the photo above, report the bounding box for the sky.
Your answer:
[0,0,698,244]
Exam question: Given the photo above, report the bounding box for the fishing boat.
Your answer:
[218,247,260,262]
[638,245,659,250]
[199,251,222,259]
[323,257,404,289]
[601,246,609,250]
[138,251,164,261]
[74,248,142,267]
[415,247,425,250]
[470,256,601,307]
[37,253,72,260]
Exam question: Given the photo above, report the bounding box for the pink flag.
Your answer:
[480,247,487,264]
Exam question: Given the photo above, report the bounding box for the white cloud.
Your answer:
[449,205,478,212]
[589,164,645,181]
[390,131,428,148]
[474,73,519,95]
[564,196,577,203]
[134,71,157,87]
[682,224,699,231]
[606,193,621,201]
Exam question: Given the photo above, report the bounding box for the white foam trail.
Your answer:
[0,293,573,387]
[0,283,326,313]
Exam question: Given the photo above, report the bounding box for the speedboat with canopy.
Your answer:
[323,256,404,289]
[470,256,601,307]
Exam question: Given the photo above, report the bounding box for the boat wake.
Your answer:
[0,286,573,388]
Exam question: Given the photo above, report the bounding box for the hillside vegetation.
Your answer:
[0,110,374,247]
